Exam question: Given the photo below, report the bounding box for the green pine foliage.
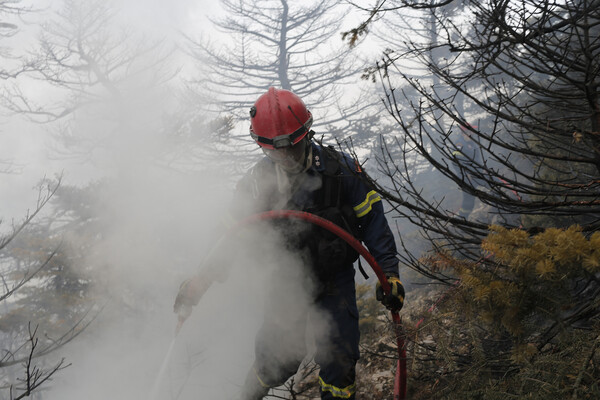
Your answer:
[465,225,600,339]
[395,224,600,399]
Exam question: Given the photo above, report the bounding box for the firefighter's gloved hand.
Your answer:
[376,275,405,311]
[173,275,207,316]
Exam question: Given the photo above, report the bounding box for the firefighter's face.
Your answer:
[262,138,307,173]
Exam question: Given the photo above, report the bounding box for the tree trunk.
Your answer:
[278,0,291,90]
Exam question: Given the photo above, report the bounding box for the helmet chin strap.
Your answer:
[300,141,313,172]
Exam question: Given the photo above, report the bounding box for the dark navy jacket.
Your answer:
[231,142,400,278]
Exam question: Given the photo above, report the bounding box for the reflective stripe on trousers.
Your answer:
[319,376,356,399]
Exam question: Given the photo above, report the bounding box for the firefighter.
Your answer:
[174,87,404,400]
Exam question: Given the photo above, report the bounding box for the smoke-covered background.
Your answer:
[5,0,600,399]
[0,1,381,398]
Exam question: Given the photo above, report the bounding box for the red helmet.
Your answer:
[249,87,313,149]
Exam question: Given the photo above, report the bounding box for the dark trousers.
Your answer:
[453,164,486,217]
[459,191,476,216]
[241,267,360,399]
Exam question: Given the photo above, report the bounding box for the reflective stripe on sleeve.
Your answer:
[318,377,356,398]
[353,190,381,218]
[253,367,271,389]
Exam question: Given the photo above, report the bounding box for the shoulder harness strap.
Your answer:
[318,146,369,279]
[319,145,343,209]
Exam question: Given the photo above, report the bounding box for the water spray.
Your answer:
[150,338,177,399]
[153,209,407,400]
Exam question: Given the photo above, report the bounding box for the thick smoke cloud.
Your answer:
[47,177,325,399]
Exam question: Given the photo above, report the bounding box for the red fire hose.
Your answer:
[231,210,407,400]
